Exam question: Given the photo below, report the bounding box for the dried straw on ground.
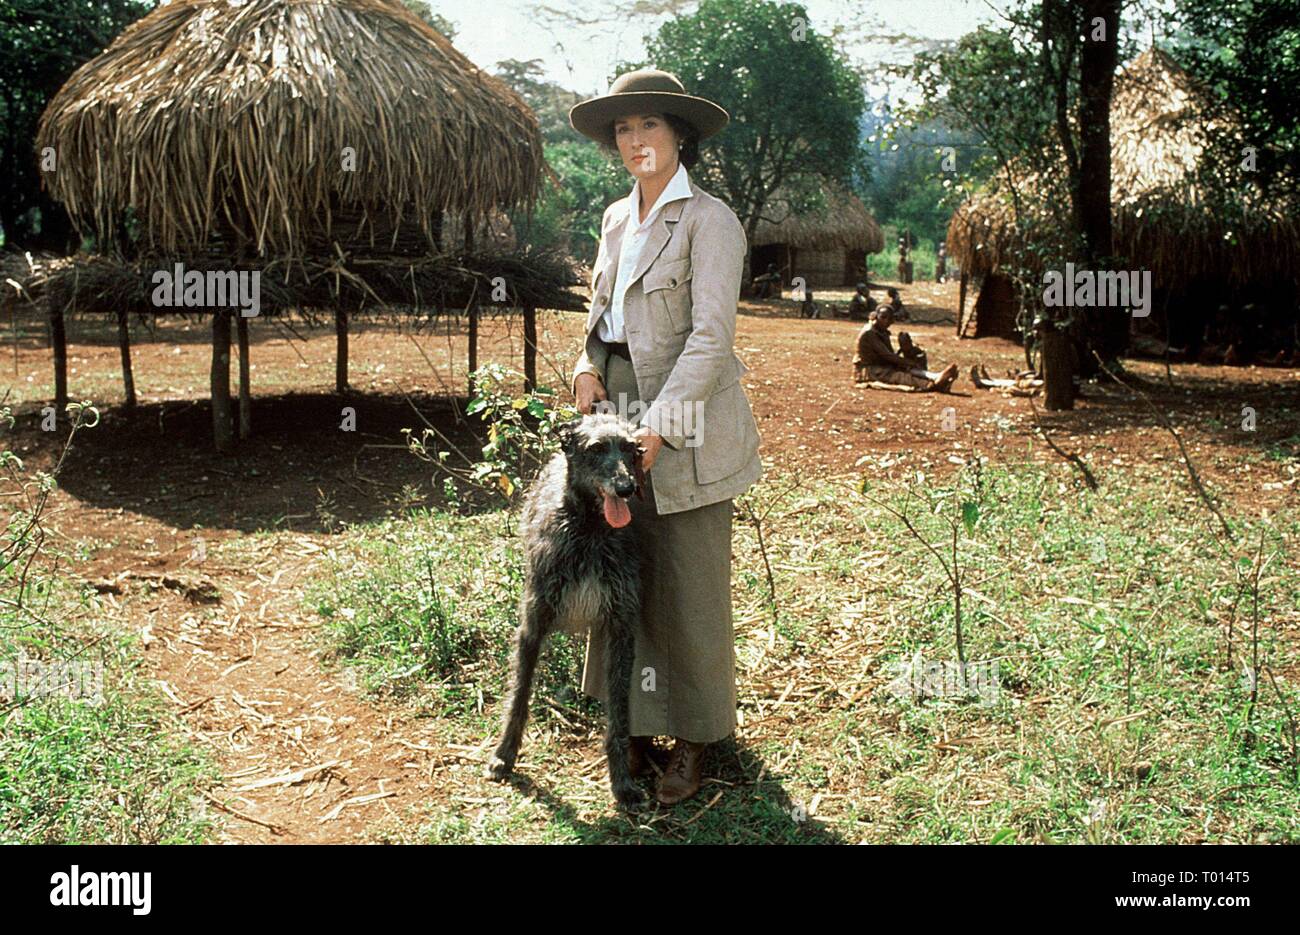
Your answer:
[946,48,1300,291]
[36,0,545,258]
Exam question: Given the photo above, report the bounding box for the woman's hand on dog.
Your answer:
[575,372,607,415]
[575,372,607,412]
[574,373,662,470]
[633,427,664,471]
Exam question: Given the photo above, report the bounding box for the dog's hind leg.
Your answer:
[604,607,646,811]
[484,593,551,780]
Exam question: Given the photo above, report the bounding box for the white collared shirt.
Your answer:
[597,161,694,343]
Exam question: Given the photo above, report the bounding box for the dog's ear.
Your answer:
[556,416,583,454]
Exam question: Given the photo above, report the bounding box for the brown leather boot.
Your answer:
[656,738,707,805]
[628,735,655,779]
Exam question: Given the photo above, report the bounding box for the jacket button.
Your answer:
[598,294,608,304]
[668,278,677,287]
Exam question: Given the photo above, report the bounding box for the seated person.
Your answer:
[800,288,821,319]
[886,288,908,321]
[897,330,927,370]
[752,263,782,299]
[847,282,877,321]
[854,306,957,391]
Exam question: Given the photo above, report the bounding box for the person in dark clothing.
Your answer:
[848,282,877,321]
[853,307,956,390]
[800,287,821,319]
[751,263,781,299]
[886,287,908,321]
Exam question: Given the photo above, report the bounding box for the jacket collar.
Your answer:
[602,166,694,292]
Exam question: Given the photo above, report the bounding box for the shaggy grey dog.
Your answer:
[483,411,648,810]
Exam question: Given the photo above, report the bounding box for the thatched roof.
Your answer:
[4,246,585,320]
[946,48,1300,288]
[751,178,883,254]
[36,0,545,259]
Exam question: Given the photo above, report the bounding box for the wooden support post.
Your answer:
[117,310,136,409]
[50,303,68,418]
[465,214,477,398]
[237,313,251,439]
[956,272,969,337]
[211,310,233,451]
[467,303,479,397]
[335,306,348,393]
[523,304,537,392]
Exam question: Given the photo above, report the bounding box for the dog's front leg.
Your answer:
[604,606,646,811]
[484,591,551,779]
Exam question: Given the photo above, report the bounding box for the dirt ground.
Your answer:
[3,276,1297,841]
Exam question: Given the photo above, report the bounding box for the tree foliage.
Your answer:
[0,0,151,249]
[630,0,869,259]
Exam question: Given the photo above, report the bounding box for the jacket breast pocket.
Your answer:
[642,256,694,334]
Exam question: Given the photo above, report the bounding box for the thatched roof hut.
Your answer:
[752,180,884,254]
[36,0,544,258]
[749,179,883,289]
[30,0,580,449]
[947,48,1300,338]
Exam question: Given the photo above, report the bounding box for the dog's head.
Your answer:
[556,412,646,528]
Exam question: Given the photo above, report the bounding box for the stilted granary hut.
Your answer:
[750,179,883,290]
[946,49,1300,345]
[33,0,582,450]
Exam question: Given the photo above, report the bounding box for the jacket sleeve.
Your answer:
[572,334,611,398]
[642,203,746,451]
[571,204,616,398]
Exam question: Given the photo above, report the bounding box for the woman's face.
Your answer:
[613,112,679,181]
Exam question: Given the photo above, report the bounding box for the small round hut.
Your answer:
[947,48,1300,345]
[750,179,883,290]
[34,0,580,449]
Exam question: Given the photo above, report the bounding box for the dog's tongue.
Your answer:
[602,492,632,528]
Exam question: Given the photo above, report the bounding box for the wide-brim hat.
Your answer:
[569,68,729,144]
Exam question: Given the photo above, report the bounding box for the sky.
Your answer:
[430,0,999,98]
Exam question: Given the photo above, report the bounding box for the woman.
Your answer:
[567,69,763,805]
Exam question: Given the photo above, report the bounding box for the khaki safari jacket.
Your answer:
[571,180,763,515]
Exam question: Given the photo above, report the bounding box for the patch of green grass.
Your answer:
[306,507,594,718]
[304,456,1300,843]
[0,575,216,844]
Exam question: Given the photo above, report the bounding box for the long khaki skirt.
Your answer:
[580,352,738,743]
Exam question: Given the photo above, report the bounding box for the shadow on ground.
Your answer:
[484,736,845,843]
[8,391,496,533]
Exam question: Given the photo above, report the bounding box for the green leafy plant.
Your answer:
[404,363,579,512]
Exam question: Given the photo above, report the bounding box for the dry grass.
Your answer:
[35,0,545,259]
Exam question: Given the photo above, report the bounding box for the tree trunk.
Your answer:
[335,307,348,393]
[522,304,537,392]
[237,313,251,439]
[50,303,68,418]
[1074,0,1125,375]
[117,310,136,408]
[211,310,233,452]
[1042,324,1074,411]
